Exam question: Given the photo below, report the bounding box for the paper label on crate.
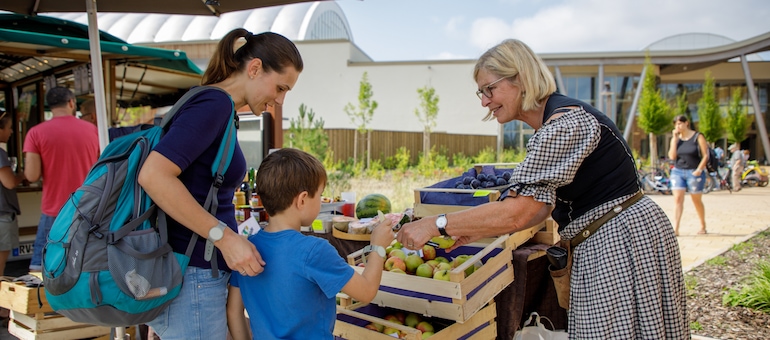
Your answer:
[237,216,261,236]
[312,219,323,231]
[473,190,493,197]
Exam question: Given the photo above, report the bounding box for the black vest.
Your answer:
[542,93,639,230]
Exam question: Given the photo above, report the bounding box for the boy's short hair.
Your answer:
[256,148,327,216]
[46,86,75,109]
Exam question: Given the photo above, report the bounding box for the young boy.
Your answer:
[227,148,394,339]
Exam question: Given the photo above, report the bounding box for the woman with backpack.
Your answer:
[137,28,303,339]
[668,114,710,235]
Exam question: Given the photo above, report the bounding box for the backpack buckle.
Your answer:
[88,224,104,239]
[214,174,224,188]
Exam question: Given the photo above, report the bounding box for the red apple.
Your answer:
[385,257,406,272]
[422,245,436,260]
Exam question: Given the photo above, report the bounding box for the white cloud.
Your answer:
[468,0,770,54]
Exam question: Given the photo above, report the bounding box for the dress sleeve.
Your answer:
[509,108,601,205]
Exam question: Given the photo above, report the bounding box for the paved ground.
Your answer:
[0,184,767,339]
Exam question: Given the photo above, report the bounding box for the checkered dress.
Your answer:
[511,107,689,339]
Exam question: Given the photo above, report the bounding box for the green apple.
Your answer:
[422,331,434,338]
[425,260,439,269]
[435,256,449,263]
[433,262,452,274]
[389,268,407,274]
[404,254,424,273]
[405,313,421,328]
[415,263,434,278]
[433,269,450,281]
[383,327,401,336]
[389,249,406,261]
[392,240,404,249]
[385,257,406,272]
[430,236,456,249]
[421,245,436,260]
[451,254,471,268]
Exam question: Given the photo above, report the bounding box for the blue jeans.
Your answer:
[670,167,706,193]
[146,266,230,340]
[30,213,56,270]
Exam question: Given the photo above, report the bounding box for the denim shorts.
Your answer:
[670,167,706,193]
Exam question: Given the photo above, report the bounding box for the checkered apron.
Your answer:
[511,107,688,339]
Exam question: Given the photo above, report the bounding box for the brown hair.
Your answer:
[202,29,304,85]
[256,148,327,216]
[0,110,10,129]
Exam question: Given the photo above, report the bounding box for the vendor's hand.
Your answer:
[217,231,265,276]
[370,217,396,249]
[445,235,485,252]
[397,217,439,250]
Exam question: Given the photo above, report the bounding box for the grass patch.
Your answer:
[723,260,770,313]
[689,321,703,331]
[684,274,698,295]
[706,255,728,266]
[731,241,755,254]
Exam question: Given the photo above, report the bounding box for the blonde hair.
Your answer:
[473,39,556,112]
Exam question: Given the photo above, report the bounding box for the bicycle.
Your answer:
[638,167,672,195]
[704,166,732,194]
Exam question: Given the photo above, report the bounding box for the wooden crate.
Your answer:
[413,188,501,218]
[8,311,134,340]
[0,281,53,315]
[334,302,496,340]
[531,218,560,245]
[347,235,513,323]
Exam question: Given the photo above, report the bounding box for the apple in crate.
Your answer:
[415,263,434,278]
[385,257,406,272]
[388,249,406,261]
[405,313,422,328]
[433,269,450,281]
[422,245,436,260]
[416,321,435,333]
[404,254,424,273]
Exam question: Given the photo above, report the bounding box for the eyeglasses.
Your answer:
[476,76,508,100]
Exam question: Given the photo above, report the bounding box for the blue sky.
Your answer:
[336,0,770,61]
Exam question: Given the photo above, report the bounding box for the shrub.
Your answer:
[473,146,496,164]
[723,261,770,313]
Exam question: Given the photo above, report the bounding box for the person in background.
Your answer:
[227,148,394,339]
[137,28,303,340]
[23,87,99,272]
[0,110,25,276]
[668,114,709,235]
[714,145,725,168]
[397,39,687,339]
[79,99,151,141]
[729,143,744,191]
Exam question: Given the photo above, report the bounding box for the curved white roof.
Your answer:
[646,33,736,51]
[48,1,351,43]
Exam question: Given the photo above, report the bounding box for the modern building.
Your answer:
[50,1,770,163]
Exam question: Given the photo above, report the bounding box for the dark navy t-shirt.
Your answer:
[153,87,246,270]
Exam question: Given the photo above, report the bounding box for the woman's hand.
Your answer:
[216,230,265,276]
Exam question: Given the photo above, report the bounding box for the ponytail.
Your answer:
[202,29,303,85]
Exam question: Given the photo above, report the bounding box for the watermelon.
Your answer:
[355,194,392,219]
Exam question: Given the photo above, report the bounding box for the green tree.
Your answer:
[726,88,750,144]
[415,86,439,165]
[697,71,724,144]
[344,72,378,169]
[637,56,672,170]
[285,104,328,160]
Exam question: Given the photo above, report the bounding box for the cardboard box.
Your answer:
[347,235,513,323]
[334,302,496,340]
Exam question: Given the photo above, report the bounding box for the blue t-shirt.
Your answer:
[153,88,246,270]
[231,230,355,339]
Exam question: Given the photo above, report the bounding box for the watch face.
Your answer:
[436,215,447,228]
[209,225,225,241]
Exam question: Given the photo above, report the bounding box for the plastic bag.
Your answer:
[513,312,568,340]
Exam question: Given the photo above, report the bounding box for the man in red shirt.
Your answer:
[23,87,99,272]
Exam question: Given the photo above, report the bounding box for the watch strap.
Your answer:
[437,214,449,236]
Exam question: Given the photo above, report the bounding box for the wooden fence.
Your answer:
[312,129,497,164]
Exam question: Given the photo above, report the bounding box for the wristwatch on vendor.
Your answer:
[436,214,449,236]
[362,244,386,264]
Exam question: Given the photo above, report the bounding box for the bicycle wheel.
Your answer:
[703,176,713,194]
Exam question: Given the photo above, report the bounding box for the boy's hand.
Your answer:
[370,217,395,249]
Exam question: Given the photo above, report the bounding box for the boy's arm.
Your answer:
[226,285,250,340]
[340,219,393,303]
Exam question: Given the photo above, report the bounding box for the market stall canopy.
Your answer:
[0,13,203,107]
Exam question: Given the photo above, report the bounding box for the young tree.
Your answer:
[697,71,724,144]
[344,72,378,168]
[286,104,328,160]
[414,86,439,165]
[637,56,672,170]
[726,88,750,144]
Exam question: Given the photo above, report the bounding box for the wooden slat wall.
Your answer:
[305,129,496,164]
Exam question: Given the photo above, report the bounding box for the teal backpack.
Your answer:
[42,86,237,327]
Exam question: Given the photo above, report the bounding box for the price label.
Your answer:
[312,219,323,231]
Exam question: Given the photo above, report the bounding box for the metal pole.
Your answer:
[741,55,770,164]
[554,66,566,95]
[86,0,110,152]
[623,65,647,142]
[597,64,604,112]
